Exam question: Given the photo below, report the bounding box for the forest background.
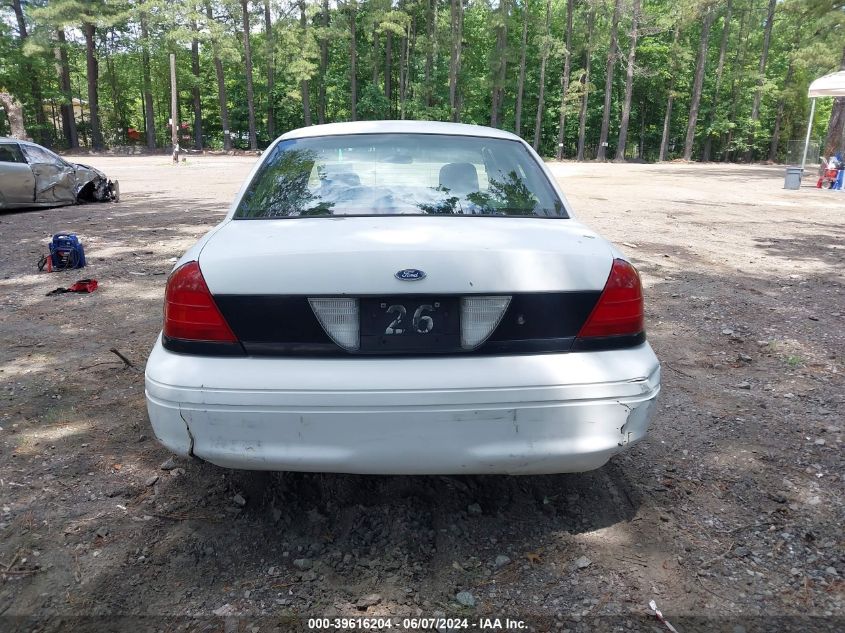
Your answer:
[0,0,843,162]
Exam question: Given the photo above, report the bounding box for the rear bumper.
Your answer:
[144,336,660,475]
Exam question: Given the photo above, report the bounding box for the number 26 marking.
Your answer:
[385,304,434,335]
[385,305,406,334]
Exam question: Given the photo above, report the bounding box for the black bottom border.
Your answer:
[2,615,842,633]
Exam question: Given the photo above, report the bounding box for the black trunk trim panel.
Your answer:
[210,292,611,357]
[570,331,646,351]
[162,335,246,356]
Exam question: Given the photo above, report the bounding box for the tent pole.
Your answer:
[800,97,817,173]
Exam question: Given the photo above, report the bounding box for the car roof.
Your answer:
[0,137,39,147]
[278,121,523,143]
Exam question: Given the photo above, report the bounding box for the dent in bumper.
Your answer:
[146,395,194,457]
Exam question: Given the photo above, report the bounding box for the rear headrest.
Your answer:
[439,162,479,196]
[322,166,361,187]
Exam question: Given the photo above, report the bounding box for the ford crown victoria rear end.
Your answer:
[144,121,660,475]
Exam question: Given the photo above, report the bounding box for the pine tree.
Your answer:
[596,0,623,161]
[683,3,715,161]
[615,0,640,161]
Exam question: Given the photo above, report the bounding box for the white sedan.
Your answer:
[144,121,660,475]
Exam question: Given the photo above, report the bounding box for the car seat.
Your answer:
[321,166,361,189]
[439,162,479,197]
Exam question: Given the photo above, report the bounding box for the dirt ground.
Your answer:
[0,156,843,632]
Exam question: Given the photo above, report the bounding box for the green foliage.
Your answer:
[357,83,389,119]
[0,0,841,157]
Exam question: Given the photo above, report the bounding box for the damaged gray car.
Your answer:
[0,138,119,210]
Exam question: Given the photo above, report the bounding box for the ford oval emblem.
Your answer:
[395,268,426,281]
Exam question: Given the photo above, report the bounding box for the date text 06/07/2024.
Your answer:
[306,617,527,630]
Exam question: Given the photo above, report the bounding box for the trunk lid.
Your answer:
[198,216,613,295]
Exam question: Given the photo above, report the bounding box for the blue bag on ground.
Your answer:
[49,234,86,269]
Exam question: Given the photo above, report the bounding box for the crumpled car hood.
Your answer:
[73,163,107,181]
[70,163,116,202]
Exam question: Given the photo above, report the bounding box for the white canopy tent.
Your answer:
[802,70,845,170]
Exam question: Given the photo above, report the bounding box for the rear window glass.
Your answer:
[235,133,566,218]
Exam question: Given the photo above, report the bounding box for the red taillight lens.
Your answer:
[163,261,237,342]
[577,259,644,339]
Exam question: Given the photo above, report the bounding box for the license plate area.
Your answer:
[359,296,460,353]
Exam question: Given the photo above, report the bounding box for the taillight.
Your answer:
[577,259,644,339]
[163,261,237,342]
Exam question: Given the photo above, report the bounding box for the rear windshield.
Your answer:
[235,133,566,218]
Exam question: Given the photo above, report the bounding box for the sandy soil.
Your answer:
[0,156,842,632]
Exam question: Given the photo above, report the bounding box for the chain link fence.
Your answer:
[786,139,820,167]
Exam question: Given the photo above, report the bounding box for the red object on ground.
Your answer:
[46,278,98,296]
[67,279,98,293]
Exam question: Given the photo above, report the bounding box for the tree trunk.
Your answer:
[0,92,29,140]
[319,0,329,123]
[408,16,417,111]
[515,9,529,137]
[372,22,379,87]
[682,6,715,161]
[241,0,258,149]
[349,0,358,121]
[77,82,88,147]
[49,101,57,135]
[385,32,393,116]
[265,0,276,137]
[206,1,232,151]
[532,0,552,151]
[105,33,127,142]
[702,0,732,162]
[576,7,595,161]
[83,22,104,150]
[659,97,674,161]
[825,99,845,158]
[400,18,410,119]
[615,0,640,161]
[11,0,48,146]
[139,16,156,150]
[191,25,203,150]
[638,99,646,159]
[55,29,79,149]
[724,5,749,162]
[768,59,793,162]
[169,52,180,156]
[449,0,463,122]
[596,0,622,161]
[823,47,845,158]
[555,0,574,160]
[659,25,680,162]
[299,1,311,126]
[744,0,777,161]
[490,0,508,128]
[425,0,435,107]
